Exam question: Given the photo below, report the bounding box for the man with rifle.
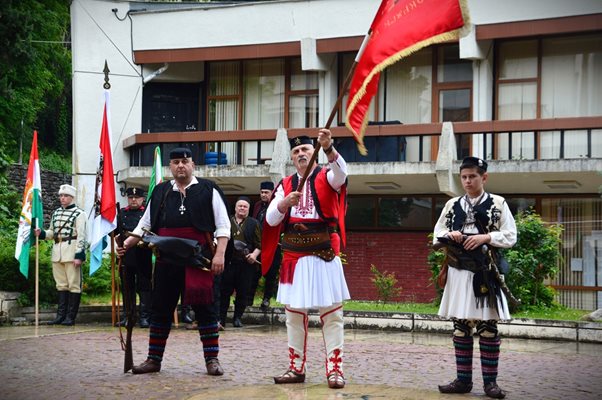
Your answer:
[115,187,152,328]
[119,147,230,376]
[433,157,517,399]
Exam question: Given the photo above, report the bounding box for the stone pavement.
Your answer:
[1,324,601,400]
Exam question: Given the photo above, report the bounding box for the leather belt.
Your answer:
[54,236,77,243]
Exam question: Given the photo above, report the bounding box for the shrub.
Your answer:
[0,232,115,306]
[426,233,445,304]
[504,211,562,309]
[370,264,402,304]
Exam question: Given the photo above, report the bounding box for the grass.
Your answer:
[81,294,592,322]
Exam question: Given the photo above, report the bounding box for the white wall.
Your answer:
[71,0,144,210]
[131,0,380,51]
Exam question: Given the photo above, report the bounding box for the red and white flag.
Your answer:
[346,0,468,155]
[88,89,117,275]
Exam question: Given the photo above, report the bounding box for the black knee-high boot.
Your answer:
[61,292,81,326]
[48,291,69,325]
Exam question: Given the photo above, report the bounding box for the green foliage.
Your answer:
[81,254,115,296]
[0,149,21,231]
[504,211,563,309]
[0,231,115,306]
[37,148,72,174]
[0,236,56,306]
[0,0,72,160]
[426,233,445,304]
[370,264,402,304]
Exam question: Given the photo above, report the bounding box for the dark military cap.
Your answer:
[260,181,274,191]
[236,196,252,205]
[289,136,313,149]
[460,156,488,172]
[169,147,192,159]
[126,187,145,198]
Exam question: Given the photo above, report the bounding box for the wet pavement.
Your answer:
[1,323,601,400]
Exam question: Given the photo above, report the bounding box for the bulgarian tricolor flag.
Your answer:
[88,89,117,275]
[147,146,162,201]
[346,0,469,155]
[15,130,44,278]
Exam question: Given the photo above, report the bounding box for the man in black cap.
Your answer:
[120,147,230,376]
[220,196,261,328]
[262,129,350,389]
[116,187,152,328]
[433,156,517,399]
[249,180,281,310]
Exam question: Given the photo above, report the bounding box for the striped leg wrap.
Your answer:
[148,323,171,363]
[453,335,474,383]
[479,336,501,385]
[199,322,220,362]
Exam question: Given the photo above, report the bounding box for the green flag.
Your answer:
[147,146,162,201]
[15,131,44,278]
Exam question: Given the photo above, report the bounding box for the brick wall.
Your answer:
[343,231,436,303]
[8,164,72,222]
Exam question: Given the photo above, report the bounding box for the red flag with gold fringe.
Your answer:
[346,0,468,155]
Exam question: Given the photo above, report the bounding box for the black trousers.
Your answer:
[220,259,255,321]
[248,248,282,302]
[151,263,217,326]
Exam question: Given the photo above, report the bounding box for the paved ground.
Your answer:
[1,323,601,400]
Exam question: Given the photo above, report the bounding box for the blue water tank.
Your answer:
[204,152,227,165]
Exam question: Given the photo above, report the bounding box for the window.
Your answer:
[287,58,319,128]
[341,44,472,162]
[496,34,602,160]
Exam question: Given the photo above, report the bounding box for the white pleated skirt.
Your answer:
[277,255,350,309]
[438,267,511,321]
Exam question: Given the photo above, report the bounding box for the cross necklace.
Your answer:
[175,183,186,215]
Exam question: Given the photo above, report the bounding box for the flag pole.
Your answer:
[101,61,118,327]
[296,32,371,192]
[35,220,39,327]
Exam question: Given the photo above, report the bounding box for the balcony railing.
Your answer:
[123,117,602,167]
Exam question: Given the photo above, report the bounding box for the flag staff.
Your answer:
[103,60,117,327]
[35,218,39,327]
[296,32,371,192]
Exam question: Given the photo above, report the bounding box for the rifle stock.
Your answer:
[116,203,135,373]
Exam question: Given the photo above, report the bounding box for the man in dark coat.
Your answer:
[120,147,230,376]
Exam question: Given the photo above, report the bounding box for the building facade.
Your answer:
[71,0,602,309]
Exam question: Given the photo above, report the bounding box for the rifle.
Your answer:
[116,203,135,373]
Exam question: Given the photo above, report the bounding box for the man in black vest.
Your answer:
[116,187,152,328]
[120,147,230,376]
[220,196,261,328]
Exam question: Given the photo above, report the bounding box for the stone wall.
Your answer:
[8,164,73,222]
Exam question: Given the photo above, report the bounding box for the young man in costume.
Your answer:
[434,157,517,399]
[35,184,87,326]
[120,147,230,376]
[262,129,349,389]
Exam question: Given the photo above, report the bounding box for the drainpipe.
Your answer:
[143,63,169,84]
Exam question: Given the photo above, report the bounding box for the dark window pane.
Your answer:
[378,197,432,229]
[505,197,536,215]
[347,198,376,228]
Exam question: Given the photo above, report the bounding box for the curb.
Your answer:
[18,305,602,343]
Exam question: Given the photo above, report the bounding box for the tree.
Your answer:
[0,0,72,159]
